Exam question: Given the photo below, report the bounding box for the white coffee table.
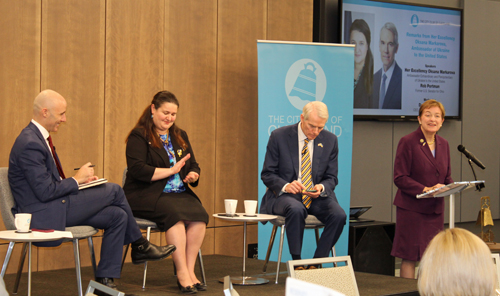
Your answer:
[0,230,73,296]
[213,213,277,285]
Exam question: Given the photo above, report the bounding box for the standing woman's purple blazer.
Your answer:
[393,127,453,214]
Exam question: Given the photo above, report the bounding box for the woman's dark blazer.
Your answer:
[123,128,201,212]
[393,127,453,215]
[353,69,374,109]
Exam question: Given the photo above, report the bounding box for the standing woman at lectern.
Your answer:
[391,99,453,279]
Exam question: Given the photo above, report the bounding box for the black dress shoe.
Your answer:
[194,282,207,291]
[177,280,198,294]
[131,242,176,264]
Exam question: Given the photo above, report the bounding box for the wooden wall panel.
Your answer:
[1,0,317,268]
[0,243,35,274]
[37,238,101,271]
[267,0,314,41]
[214,224,258,257]
[0,0,40,167]
[201,227,215,255]
[38,0,104,271]
[41,0,105,176]
[164,0,217,226]
[215,1,266,230]
[104,0,165,184]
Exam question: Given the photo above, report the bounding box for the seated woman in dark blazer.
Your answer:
[124,90,208,294]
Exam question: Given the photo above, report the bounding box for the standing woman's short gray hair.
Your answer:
[302,101,329,120]
[418,228,497,296]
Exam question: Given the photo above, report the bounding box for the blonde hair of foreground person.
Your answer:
[418,228,497,296]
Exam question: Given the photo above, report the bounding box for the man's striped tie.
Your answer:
[301,138,313,209]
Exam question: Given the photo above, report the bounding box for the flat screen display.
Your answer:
[341,0,462,120]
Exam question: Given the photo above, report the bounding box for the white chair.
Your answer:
[0,167,98,296]
[121,168,206,289]
[85,280,125,296]
[262,214,336,283]
[287,256,359,296]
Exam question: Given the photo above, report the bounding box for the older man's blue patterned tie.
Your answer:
[301,139,312,209]
[379,73,387,109]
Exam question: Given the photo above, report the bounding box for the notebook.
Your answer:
[78,178,108,190]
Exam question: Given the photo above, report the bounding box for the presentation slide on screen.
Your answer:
[342,0,461,117]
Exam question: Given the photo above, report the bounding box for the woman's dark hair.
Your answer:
[127,90,187,149]
[350,19,374,95]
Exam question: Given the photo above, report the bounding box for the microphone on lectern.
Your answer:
[457,145,486,169]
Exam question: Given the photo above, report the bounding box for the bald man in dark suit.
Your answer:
[8,90,175,291]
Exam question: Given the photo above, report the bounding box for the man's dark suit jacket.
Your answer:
[393,127,453,214]
[8,122,80,245]
[123,128,200,212]
[260,123,339,215]
[372,61,402,109]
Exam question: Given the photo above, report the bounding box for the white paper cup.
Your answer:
[224,199,238,216]
[15,213,32,233]
[244,200,258,216]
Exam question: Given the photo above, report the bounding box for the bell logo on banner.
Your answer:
[285,59,327,111]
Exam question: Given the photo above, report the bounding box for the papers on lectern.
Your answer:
[416,181,485,199]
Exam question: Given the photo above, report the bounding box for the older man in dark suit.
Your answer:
[260,101,346,266]
[8,90,175,290]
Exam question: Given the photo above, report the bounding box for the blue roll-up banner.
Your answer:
[257,40,354,263]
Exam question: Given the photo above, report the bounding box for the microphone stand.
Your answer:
[468,158,485,191]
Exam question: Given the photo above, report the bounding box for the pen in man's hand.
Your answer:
[74,165,96,170]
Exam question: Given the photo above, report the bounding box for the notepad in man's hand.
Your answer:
[78,178,108,190]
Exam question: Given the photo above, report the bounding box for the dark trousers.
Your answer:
[65,183,142,278]
[272,194,346,258]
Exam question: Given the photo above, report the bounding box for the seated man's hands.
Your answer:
[285,180,306,194]
[303,184,323,199]
[74,162,98,184]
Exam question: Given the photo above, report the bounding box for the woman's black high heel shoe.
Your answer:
[194,282,207,291]
[177,280,198,294]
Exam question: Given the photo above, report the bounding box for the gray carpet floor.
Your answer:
[2,255,418,296]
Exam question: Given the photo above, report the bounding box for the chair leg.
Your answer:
[142,226,151,289]
[332,246,337,267]
[275,225,286,284]
[1,241,15,278]
[87,236,97,276]
[73,239,84,296]
[314,228,325,268]
[121,244,130,272]
[198,249,206,285]
[263,225,278,273]
[13,242,28,294]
